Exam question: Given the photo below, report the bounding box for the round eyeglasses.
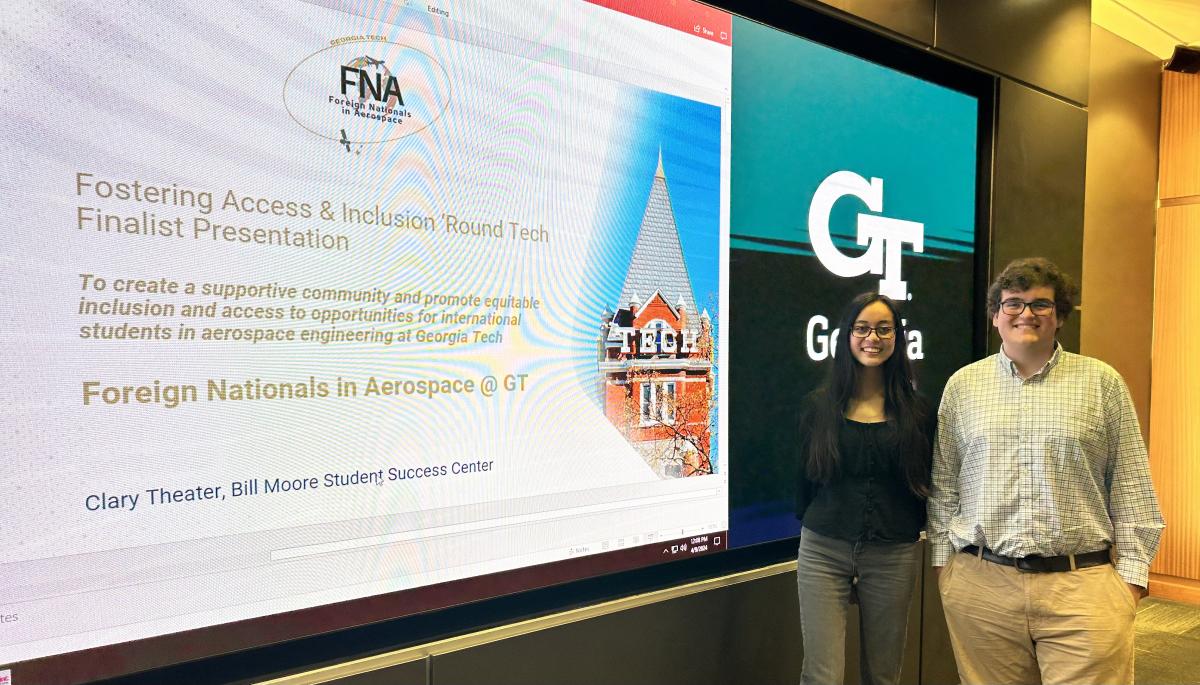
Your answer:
[849,323,896,339]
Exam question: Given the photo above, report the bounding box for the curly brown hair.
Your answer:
[987,257,1079,321]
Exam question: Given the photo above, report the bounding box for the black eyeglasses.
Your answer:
[849,323,896,339]
[999,298,1056,316]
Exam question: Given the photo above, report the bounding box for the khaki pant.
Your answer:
[938,551,1137,685]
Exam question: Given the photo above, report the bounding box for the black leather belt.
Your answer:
[961,545,1111,573]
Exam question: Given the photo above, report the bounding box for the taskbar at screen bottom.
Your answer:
[6,531,728,685]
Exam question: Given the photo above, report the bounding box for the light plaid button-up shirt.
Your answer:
[928,343,1164,586]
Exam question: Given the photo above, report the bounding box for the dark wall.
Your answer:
[989,79,1089,354]
[936,0,1091,106]
[432,569,805,685]
[207,2,1096,683]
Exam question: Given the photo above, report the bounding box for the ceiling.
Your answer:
[1094,0,1200,58]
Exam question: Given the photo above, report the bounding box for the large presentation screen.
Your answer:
[1,0,987,682]
[0,0,731,680]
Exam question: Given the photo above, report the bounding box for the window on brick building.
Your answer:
[640,381,677,425]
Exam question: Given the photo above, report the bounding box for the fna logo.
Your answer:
[805,170,927,362]
[341,56,403,105]
[284,38,451,152]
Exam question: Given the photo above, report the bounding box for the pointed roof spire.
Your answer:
[618,146,700,335]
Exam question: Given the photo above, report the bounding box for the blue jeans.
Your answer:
[796,527,919,685]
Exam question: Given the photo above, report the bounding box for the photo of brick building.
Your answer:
[598,152,715,478]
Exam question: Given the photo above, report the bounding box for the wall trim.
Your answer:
[1160,194,1200,207]
[1149,573,1200,606]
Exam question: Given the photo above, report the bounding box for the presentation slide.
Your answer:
[0,0,730,672]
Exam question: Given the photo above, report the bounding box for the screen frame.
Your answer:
[11,2,995,683]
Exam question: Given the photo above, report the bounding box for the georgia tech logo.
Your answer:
[808,171,924,300]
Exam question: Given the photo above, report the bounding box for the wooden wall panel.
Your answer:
[1159,71,1200,200]
[1149,204,1200,581]
[1150,70,1200,585]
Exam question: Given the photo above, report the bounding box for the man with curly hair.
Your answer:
[927,257,1163,684]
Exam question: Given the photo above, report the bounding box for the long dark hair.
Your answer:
[805,292,932,497]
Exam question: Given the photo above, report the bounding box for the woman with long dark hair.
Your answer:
[794,292,934,685]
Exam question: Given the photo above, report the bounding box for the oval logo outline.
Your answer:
[283,40,452,144]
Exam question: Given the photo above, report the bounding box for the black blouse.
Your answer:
[794,393,933,543]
